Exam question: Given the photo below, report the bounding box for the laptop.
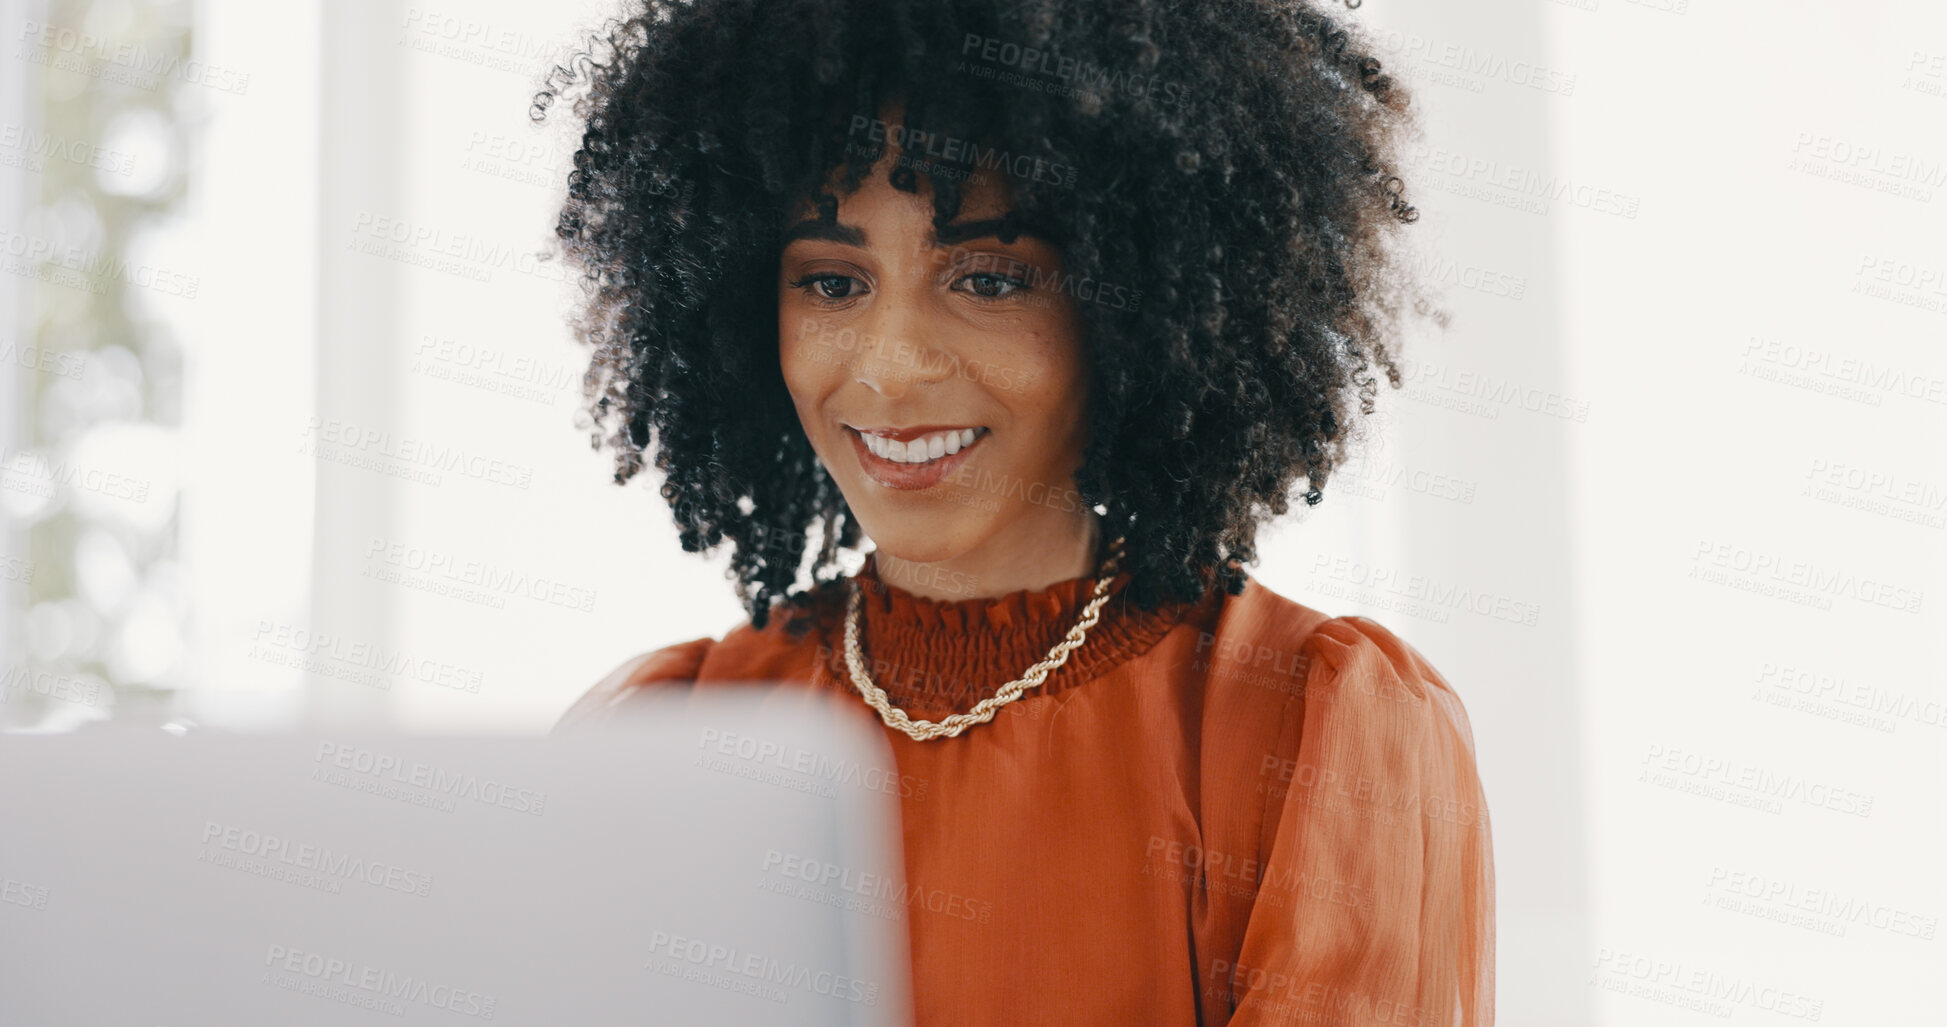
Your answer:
[0,687,914,1026]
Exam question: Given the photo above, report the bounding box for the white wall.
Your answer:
[19,0,1942,1023]
[1260,2,1594,1018]
[1270,1,1944,1024]
[172,0,747,735]
[1546,3,1944,1025]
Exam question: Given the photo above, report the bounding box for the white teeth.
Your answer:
[859,428,983,464]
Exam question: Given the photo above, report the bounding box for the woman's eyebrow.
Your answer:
[781,220,867,248]
[778,216,1059,250]
[933,217,1056,248]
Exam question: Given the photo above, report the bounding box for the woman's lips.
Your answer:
[846,426,989,490]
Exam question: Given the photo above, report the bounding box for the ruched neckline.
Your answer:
[814,552,1199,717]
[559,553,1496,1027]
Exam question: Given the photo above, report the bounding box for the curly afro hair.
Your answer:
[532,0,1434,631]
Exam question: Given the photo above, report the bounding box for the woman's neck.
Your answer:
[871,510,1104,603]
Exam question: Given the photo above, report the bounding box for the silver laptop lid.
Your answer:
[0,686,914,1026]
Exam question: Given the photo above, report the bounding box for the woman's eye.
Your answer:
[954,271,1028,299]
[790,274,865,301]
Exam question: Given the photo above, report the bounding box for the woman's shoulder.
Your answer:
[1227,575,1474,734]
[550,636,719,734]
[1226,584,1494,1021]
[550,594,843,734]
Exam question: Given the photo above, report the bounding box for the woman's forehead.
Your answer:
[781,159,1029,245]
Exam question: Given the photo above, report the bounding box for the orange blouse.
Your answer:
[556,556,1494,1026]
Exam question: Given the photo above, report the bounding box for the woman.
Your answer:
[538,0,1493,1023]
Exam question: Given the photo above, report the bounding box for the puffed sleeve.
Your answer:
[550,637,715,735]
[1224,617,1495,1027]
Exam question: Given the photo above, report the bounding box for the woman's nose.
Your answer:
[850,300,954,398]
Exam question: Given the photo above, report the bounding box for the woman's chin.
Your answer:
[852,515,987,570]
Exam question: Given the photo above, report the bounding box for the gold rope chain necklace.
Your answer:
[842,538,1128,741]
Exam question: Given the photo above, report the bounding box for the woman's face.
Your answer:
[777,146,1095,579]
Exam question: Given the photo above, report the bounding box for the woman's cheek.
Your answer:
[777,322,826,396]
[1012,329,1084,409]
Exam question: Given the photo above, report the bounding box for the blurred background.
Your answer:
[1,0,1941,1022]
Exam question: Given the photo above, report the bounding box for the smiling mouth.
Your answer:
[843,425,990,490]
[850,426,987,463]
